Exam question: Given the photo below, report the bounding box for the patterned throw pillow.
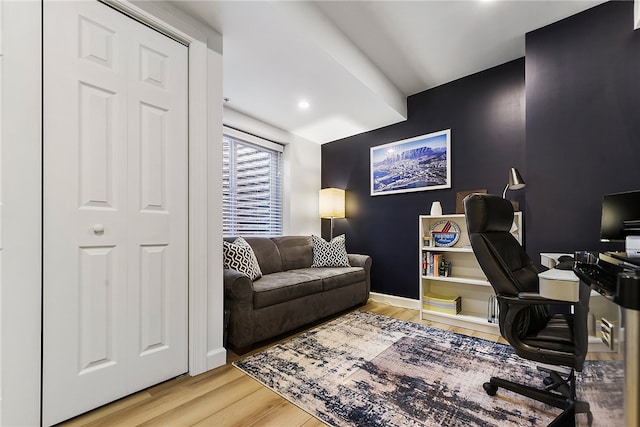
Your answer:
[311,234,351,268]
[223,237,262,281]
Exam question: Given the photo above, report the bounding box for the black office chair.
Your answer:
[463,193,591,426]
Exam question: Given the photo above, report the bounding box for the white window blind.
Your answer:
[223,130,283,237]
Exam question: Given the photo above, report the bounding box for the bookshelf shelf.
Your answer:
[421,309,499,329]
[420,246,473,253]
[421,275,491,287]
[419,211,523,334]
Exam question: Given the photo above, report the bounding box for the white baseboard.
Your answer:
[369,292,421,310]
[206,347,227,371]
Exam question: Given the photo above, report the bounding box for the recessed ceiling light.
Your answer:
[298,100,310,110]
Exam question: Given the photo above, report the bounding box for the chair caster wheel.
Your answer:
[483,382,498,396]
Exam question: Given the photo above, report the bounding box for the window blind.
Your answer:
[223,132,283,237]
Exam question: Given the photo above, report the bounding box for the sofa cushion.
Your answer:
[271,236,313,271]
[252,272,322,309]
[243,237,283,274]
[295,267,365,291]
[223,237,262,281]
[311,234,350,267]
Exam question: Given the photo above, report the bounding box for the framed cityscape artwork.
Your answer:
[370,129,451,196]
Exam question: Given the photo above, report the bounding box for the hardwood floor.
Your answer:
[59,300,618,426]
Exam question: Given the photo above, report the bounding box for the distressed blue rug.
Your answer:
[234,311,623,426]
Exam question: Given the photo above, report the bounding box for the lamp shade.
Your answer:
[319,188,345,218]
[508,167,526,190]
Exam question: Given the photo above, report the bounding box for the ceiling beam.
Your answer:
[272,1,407,120]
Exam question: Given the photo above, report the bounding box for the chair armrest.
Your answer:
[500,292,576,307]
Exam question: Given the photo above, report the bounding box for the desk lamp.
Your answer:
[502,167,525,211]
[319,188,345,240]
[502,168,526,198]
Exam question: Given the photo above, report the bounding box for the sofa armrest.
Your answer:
[223,269,255,350]
[348,253,370,268]
[348,254,372,296]
[223,268,253,302]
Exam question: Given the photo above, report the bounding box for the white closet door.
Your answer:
[124,5,188,391]
[42,1,188,425]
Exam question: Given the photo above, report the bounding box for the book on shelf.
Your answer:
[422,251,427,276]
[423,292,461,315]
[423,303,460,315]
[424,291,459,303]
[422,252,445,277]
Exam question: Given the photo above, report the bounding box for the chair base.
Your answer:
[483,368,592,426]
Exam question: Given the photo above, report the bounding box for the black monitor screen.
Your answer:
[600,190,640,242]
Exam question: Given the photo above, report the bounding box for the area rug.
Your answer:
[234,311,623,426]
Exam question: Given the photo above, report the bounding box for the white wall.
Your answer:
[1,1,42,424]
[0,0,225,424]
[223,107,322,236]
[206,49,225,369]
[285,137,322,235]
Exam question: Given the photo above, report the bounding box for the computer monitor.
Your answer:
[600,191,640,256]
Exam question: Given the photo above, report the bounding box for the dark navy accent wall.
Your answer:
[322,59,526,299]
[526,1,640,259]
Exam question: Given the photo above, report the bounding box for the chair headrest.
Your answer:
[464,194,515,233]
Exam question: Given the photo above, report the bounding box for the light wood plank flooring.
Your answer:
[59,300,618,426]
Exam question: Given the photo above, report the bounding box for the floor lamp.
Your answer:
[319,188,345,241]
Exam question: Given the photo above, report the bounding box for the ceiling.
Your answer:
[171,0,605,144]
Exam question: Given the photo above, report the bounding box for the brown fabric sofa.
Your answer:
[223,236,371,352]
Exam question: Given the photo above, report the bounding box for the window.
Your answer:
[223,129,283,237]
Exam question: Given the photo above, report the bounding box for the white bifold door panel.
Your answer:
[43,2,188,425]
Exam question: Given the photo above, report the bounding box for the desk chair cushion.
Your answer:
[524,314,575,352]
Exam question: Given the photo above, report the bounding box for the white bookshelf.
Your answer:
[419,212,523,334]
